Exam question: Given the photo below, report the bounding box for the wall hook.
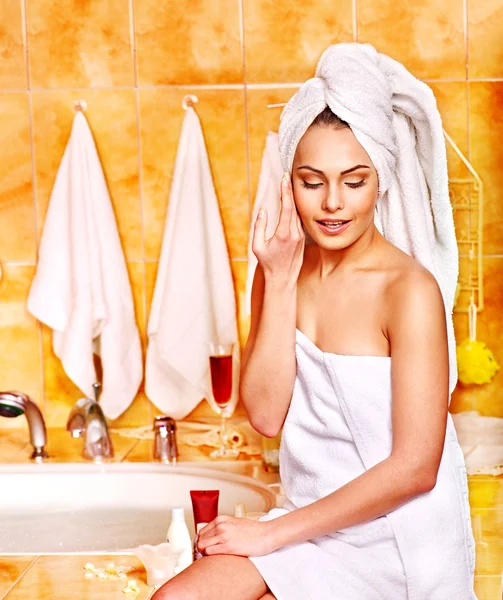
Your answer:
[182,95,198,110]
[73,99,88,112]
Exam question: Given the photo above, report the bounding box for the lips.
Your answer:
[317,219,350,225]
[316,219,352,235]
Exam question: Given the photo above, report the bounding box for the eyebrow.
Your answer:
[297,164,370,176]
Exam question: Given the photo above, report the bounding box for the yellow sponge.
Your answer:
[456,338,500,385]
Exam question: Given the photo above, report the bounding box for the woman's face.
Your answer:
[291,124,379,251]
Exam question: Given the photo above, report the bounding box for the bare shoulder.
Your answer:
[382,245,446,332]
[388,255,443,307]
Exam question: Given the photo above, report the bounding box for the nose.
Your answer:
[321,182,344,213]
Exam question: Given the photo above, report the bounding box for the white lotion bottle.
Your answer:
[167,507,193,574]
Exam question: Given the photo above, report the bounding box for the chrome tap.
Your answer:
[0,391,48,460]
[66,383,114,462]
[153,416,178,464]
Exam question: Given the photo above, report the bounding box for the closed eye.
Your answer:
[301,181,322,189]
[301,180,366,189]
[346,180,366,188]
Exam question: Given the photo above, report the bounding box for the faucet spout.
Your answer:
[0,392,48,460]
[66,396,114,462]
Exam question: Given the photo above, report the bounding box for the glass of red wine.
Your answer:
[208,342,239,459]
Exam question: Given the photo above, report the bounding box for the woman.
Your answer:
[153,43,476,600]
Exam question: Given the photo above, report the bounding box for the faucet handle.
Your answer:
[66,397,114,462]
[153,416,178,464]
[0,391,48,461]
[92,382,101,403]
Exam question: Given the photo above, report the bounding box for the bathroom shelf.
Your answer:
[444,130,484,314]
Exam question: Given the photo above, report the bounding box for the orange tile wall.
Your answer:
[0,0,501,428]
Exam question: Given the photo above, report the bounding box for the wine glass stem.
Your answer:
[219,410,227,450]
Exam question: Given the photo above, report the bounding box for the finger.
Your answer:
[251,207,267,256]
[198,521,218,539]
[295,211,304,238]
[287,182,300,235]
[205,543,231,556]
[214,515,232,525]
[199,515,234,543]
[275,174,293,238]
[198,534,222,552]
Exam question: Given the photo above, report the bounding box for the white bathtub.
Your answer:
[451,411,503,476]
[0,463,276,554]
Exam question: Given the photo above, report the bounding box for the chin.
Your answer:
[308,230,358,251]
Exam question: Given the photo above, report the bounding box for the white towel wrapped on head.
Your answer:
[278,42,459,397]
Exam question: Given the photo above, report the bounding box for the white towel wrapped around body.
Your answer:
[278,42,459,397]
[145,107,240,419]
[27,112,143,419]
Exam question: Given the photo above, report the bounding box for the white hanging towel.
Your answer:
[145,107,240,419]
[27,111,143,420]
[245,132,283,316]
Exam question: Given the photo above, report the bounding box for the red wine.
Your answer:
[209,354,233,407]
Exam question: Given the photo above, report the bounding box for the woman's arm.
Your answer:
[266,268,449,548]
[240,175,305,438]
[240,264,297,438]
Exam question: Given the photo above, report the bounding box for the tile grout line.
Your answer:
[0,256,254,266]
[6,253,503,267]
[237,0,251,218]
[463,2,479,418]
[5,253,503,268]
[129,0,152,425]
[120,438,141,462]
[238,0,252,224]
[464,0,471,164]
[21,0,38,242]
[463,0,469,83]
[463,0,475,412]
[21,0,47,416]
[352,0,358,42]
[0,555,40,600]
[3,77,503,96]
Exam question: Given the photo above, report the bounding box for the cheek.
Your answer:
[350,187,377,217]
[291,188,311,219]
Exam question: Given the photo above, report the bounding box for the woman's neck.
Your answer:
[314,223,382,279]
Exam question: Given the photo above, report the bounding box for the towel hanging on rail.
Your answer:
[145,106,240,419]
[27,111,143,419]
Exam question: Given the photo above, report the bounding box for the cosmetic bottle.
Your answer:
[166,507,193,574]
[189,490,220,530]
[190,490,220,563]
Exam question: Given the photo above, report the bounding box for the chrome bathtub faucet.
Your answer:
[66,382,114,462]
[0,391,48,460]
[153,416,178,464]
